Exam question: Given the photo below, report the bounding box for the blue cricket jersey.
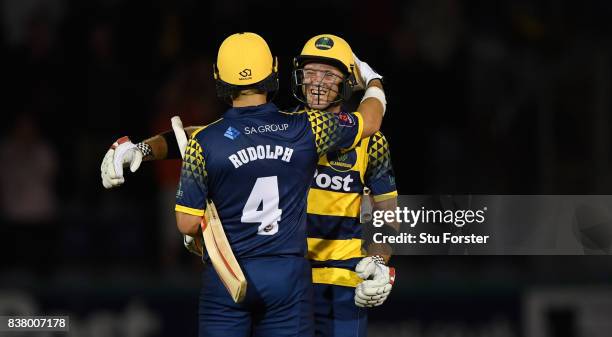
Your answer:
[175,102,363,259]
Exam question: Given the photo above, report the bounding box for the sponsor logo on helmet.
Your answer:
[238,69,252,80]
[315,37,334,50]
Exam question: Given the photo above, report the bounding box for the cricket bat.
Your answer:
[201,199,247,303]
[360,187,373,223]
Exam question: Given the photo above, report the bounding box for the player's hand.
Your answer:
[183,235,203,256]
[171,116,188,159]
[100,136,143,189]
[354,256,395,307]
[352,52,383,91]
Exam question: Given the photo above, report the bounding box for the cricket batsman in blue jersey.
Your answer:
[101,32,387,337]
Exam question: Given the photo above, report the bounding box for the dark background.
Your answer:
[1,0,612,336]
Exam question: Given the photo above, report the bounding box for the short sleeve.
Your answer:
[365,132,397,202]
[307,110,363,156]
[175,137,208,216]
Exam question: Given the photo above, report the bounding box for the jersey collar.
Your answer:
[224,102,278,118]
[293,104,347,114]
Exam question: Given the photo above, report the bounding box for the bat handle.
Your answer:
[171,116,188,159]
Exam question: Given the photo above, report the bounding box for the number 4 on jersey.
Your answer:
[241,176,282,235]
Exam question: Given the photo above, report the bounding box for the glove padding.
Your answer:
[183,235,203,256]
[354,256,395,307]
[100,136,143,189]
[352,53,383,91]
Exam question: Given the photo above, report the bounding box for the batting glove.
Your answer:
[183,235,203,256]
[354,256,395,307]
[100,136,145,189]
[352,53,383,90]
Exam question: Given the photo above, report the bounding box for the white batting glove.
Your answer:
[354,256,395,307]
[183,235,203,256]
[100,136,144,189]
[352,52,383,90]
[171,116,188,159]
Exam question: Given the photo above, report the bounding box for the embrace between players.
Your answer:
[101,32,399,337]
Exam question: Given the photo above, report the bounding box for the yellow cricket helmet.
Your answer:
[213,32,278,100]
[291,34,358,107]
[294,34,355,76]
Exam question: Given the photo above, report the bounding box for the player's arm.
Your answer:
[355,195,398,308]
[100,116,203,189]
[174,137,208,236]
[176,212,202,237]
[141,125,202,161]
[357,79,385,139]
[366,196,399,262]
[363,132,398,261]
[355,132,398,308]
[354,53,386,139]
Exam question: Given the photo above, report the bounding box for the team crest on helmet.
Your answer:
[315,37,334,50]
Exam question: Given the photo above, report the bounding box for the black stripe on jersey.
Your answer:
[310,258,362,270]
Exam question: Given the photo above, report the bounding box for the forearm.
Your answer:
[358,79,385,138]
[141,134,169,161]
[176,211,202,236]
[141,126,201,161]
[366,196,398,263]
